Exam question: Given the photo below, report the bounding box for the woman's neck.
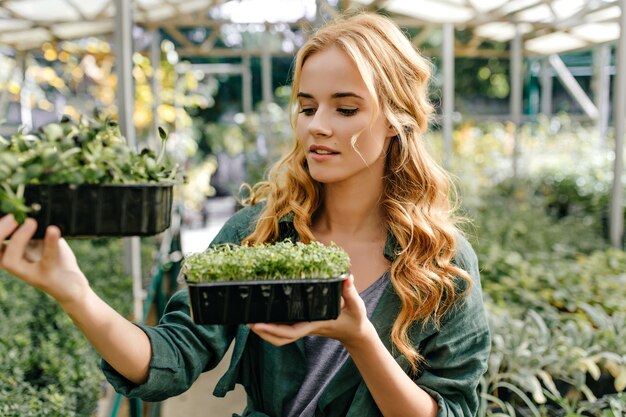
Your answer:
[314,182,386,240]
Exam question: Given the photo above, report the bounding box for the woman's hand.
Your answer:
[0,215,89,306]
[247,275,376,348]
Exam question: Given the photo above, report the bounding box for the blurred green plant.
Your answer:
[0,238,137,416]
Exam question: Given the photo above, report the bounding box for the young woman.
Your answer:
[0,12,490,417]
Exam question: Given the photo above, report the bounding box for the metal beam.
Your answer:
[609,0,625,248]
[187,63,247,75]
[411,26,435,48]
[548,54,600,121]
[175,47,294,58]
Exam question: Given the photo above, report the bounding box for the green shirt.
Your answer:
[102,204,491,417]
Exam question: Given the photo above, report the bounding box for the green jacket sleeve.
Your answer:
[100,204,263,401]
[101,291,237,401]
[415,236,491,417]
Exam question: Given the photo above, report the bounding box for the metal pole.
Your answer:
[18,52,33,130]
[114,0,144,323]
[261,32,273,105]
[150,29,162,151]
[609,0,625,248]
[260,29,273,153]
[242,54,252,114]
[0,62,16,121]
[593,45,611,149]
[442,22,454,169]
[540,57,552,117]
[510,25,523,180]
[114,0,136,149]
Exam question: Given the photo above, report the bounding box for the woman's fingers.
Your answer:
[0,215,18,261]
[1,218,37,275]
[340,274,363,313]
[41,226,61,265]
[248,321,316,346]
[0,214,18,242]
[248,274,370,347]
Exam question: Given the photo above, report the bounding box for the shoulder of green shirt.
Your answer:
[209,202,267,246]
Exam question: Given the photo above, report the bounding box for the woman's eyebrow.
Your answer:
[332,92,364,100]
[296,92,364,99]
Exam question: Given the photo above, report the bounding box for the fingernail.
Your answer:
[24,218,37,229]
[46,225,60,237]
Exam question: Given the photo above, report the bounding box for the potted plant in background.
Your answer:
[0,115,180,237]
[182,240,350,324]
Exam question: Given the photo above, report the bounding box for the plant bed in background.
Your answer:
[182,241,350,325]
[0,116,179,237]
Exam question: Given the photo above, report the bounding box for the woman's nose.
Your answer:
[307,108,332,137]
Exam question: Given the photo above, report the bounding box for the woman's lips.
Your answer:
[309,145,339,153]
[309,145,339,161]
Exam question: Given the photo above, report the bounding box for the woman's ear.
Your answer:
[386,124,398,138]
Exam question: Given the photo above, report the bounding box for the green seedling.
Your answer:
[183,240,351,283]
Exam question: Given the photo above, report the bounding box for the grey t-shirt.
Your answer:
[284,271,390,417]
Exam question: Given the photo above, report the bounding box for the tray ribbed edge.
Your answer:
[14,183,174,238]
[186,274,348,325]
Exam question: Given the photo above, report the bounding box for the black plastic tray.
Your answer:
[4,183,174,238]
[186,275,347,325]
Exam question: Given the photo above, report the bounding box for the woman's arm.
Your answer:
[0,215,151,384]
[335,277,439,417]
[344,319,439,417]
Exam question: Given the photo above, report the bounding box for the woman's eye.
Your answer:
[299,108,316,116]
[338,108,358,116]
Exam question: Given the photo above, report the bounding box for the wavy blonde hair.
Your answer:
[242,12,471,373]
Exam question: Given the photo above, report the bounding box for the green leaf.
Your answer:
[158,126,167,141]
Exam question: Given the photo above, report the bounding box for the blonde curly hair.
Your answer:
[242,11,471,373]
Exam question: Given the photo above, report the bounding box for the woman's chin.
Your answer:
[309,171,341,184]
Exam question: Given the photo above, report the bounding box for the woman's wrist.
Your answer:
[342,319,379,353]
[57,276,94,316]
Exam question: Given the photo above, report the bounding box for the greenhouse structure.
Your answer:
[0,1,625,416]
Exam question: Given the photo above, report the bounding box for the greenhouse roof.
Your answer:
[355,0,622,55]
[0,0,622,55]
[0,0,221,50]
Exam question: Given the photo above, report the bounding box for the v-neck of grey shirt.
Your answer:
[284,271,391,417]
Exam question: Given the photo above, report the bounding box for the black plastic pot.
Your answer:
[6,183,174,238]
[186,274,348,325]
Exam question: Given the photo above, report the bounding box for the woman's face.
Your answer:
[296,45,395,187]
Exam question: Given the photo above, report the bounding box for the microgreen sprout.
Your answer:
[183,240,351,283]
[157,126,168,166]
